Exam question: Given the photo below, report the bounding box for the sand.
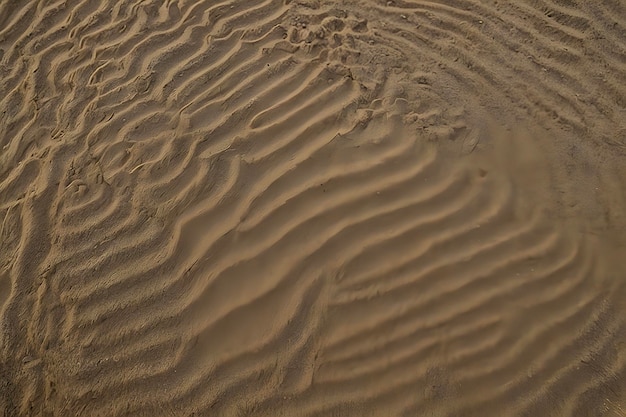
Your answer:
[1,0,625,416]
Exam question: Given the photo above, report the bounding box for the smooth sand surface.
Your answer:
[1,1,625,416]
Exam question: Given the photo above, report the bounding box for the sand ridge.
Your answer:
[1,0,625,416]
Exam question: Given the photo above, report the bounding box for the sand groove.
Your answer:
[1,1,625,416]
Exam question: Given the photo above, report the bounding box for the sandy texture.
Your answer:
[1,1,625,416]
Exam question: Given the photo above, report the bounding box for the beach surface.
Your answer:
[1,1,625,416]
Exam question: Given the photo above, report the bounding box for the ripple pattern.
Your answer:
[0,1,625,416]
